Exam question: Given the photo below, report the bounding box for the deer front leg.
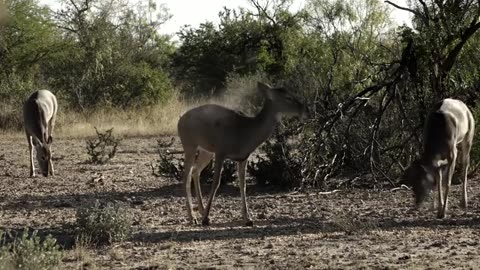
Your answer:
[439,155,457,219]
[48,154,55,177]
[436,169,444,218]
[183,149,197,224]
[27,135,35,177]
[202,156,224,226]
[238,159,253,226]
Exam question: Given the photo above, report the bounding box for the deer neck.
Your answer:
[249,99,279,145]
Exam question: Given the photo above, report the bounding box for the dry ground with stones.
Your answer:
[0,135,480,269]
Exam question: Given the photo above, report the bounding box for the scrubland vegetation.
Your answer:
[2,0,480,188]
[1,0,480,268]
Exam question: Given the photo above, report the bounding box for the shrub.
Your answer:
[86,127,121,164]
[247,124,304,190]
[0,229,63,270]
[468,104,480,175]
[75,200,132,245]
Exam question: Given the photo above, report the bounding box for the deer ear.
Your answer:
[257,82,271,91]
[257,82,274,99]
[47,135,53,144]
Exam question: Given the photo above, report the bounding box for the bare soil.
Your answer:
[1,136,480,269]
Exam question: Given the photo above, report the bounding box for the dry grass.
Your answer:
[0,82,263,139]
[67,235,97,270]
[56,97,191,138]
[54,86,260,139]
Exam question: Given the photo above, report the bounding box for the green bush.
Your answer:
[75,200,132,245]
[468,104,480,174]
[248,125,303,190]
[0,229,63,270]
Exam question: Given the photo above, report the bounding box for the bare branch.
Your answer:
[385,1,424,19]
[417,0,430,22]
[249,0,277,25]
[442,20,480,74]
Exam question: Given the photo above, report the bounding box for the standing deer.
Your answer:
[23,90,58,177]
[177,82,307,226]
[401,98,474,218]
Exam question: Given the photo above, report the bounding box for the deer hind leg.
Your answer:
[27,135,35,177]
[238,159,253,226]
[182,147,197,224]
[202,155,224,226]
[460,140,472,209]
[192,150,214,215]
[439,150,457,219]
[47,117,56,176]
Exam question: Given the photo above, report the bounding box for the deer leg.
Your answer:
[436,169,444,218]
[460,142,471,209]
[182,147,197,224]
[27,135,35,177]
[431,189,437,211]
[47,118,55,176]
[440,153,457,218]
[202,155,224,226]
[238,159,253,226]
[192,150,214,215]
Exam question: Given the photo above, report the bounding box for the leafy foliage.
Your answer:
[248,126,303,189]
[75,200,132,245]
[0,229,63,270]
[172,1,305,96]
[2,0,480,188]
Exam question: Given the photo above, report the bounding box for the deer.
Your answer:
[401,98,474,219]
[177,82,308,226]
[23,90,58,177]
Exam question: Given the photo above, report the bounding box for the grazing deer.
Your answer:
[177,82,307,226]
[401,98,474,218]
[23,90,58,177]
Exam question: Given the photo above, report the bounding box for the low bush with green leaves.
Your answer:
[0,229,63,270]
[75,200,132,245]
[247,126,303,190]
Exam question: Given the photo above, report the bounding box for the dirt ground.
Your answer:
[1,136,480,269]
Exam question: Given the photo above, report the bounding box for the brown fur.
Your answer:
[178,82,307,226]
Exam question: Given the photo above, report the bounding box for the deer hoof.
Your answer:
[245,220,254,227]
[202,218,210,226]
[188,216,198,225]
[437,212,445,219]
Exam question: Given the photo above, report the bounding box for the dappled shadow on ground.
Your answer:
[0,181,288,211]
[133,214,480,244]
